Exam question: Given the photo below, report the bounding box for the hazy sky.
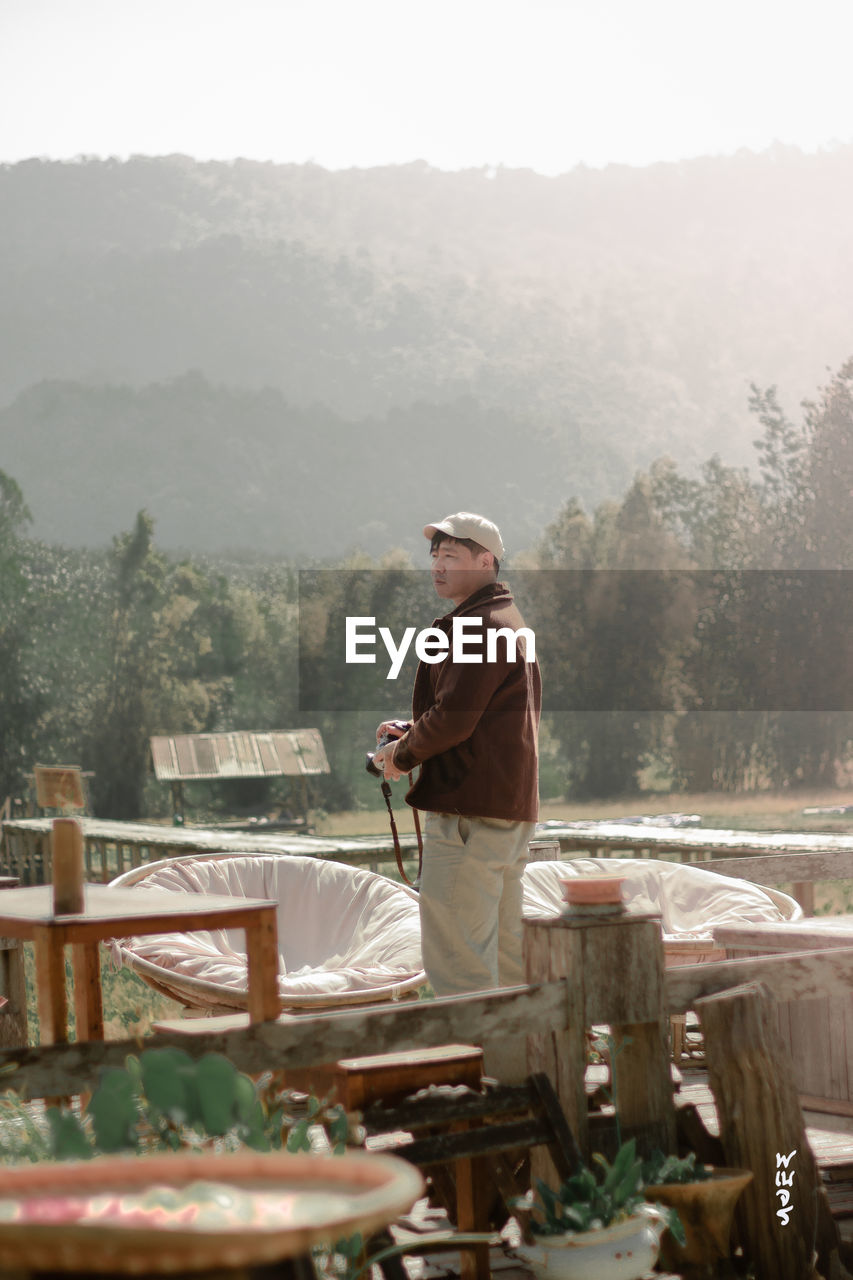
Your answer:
[2,0,853,174]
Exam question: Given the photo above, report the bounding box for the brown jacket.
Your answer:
[393,582,541,822]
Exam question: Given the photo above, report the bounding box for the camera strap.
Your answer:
[380,777,423,888]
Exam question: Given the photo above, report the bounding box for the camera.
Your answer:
[365,721,412,777]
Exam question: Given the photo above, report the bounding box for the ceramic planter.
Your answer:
[644,1166,753,1277]
[560,874,626,908]
[514,1206,666,1280]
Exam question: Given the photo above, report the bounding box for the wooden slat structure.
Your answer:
[150,729,330,823]
[150,730,329,782]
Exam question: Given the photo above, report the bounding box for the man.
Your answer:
[373,511,541,1006]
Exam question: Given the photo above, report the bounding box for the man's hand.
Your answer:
[373,740,404,781]
[375,720,409,744]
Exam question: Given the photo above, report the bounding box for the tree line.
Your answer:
[2,359,852,817]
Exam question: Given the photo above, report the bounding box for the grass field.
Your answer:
[316,787,853,835]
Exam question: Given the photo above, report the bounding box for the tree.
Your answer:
[87,512,229,819]
[0,471,44,803]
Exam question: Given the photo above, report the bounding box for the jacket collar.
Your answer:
[433,581,512,627]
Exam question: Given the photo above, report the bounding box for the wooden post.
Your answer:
[524,911,674,1182]
[0,877,26,1048]
[791,881,815,916]
[697,981,850,1280]
[72,942,104,1041]
[244,907,282,1024]
[51,818,85,914]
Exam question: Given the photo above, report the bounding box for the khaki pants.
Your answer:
[419,811,535,996]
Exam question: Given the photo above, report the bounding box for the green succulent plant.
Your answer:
[519,1138,686,1247]
[0,1047,349,1162]
[641,1148,712,1186]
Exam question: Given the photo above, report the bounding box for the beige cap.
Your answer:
[423,511,505,561]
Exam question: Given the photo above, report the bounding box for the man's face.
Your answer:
[430,538,494,606]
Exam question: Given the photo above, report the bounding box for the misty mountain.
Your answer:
[1,149,852,553]
[1,377,578,558]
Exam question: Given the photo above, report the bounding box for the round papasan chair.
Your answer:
[522,856,803,960]
[109,852,425,1013]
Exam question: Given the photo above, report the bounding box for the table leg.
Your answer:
[33,929,68,1045]
[72,941,104,1041]
[245,907,280,1023]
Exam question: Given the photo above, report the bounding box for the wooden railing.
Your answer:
[0,818,420,884]
[7,816,853,912]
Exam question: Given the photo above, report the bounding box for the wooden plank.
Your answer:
[364,1082,533,1133]
[174,736,197,778]
[697,849,853,885]
[0,980,570,1100]
[801,1094,853,1119]
[555,821,853,862]
[665,945,853,1014]
[844,998,853,1106]
[194,737,217,775]
[524,921,588,1178]
[527,1071,584,1179]
[33,930,68,1046]
[793,882,816,914]
[1,818,419,868]
[716,921,853,952]
[72,942,103,1042]
[257,735,279,774]
[401,1118,551,1166]
[245,906,283,1024]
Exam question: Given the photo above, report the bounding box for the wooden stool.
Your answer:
[322,1043,484,1109]
[301,1045,488,1280]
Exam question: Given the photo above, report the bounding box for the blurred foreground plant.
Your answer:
[0,1047,349,1161]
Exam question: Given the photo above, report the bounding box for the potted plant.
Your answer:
[511,1138,685,1280]
[641,1148,753,1277]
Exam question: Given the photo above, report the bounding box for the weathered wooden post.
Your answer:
[0,877,25,1048]
[524,910,675,1182]
[697,981,850,1280]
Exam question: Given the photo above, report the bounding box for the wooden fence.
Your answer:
[0,818,419,884]
[6,817,853,916]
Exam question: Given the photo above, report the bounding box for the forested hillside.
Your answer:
[3,358,853,813]
[2,148,852,554]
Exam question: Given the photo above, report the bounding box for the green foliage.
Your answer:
[0,1049,349,1164]
[527,1139,645,1235]
[0,469,45,800]
[520,1139,686,1247]
[641,1148,711,1186]
[4,354,853,807]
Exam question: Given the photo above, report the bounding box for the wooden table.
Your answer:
[0,884,280,1044]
